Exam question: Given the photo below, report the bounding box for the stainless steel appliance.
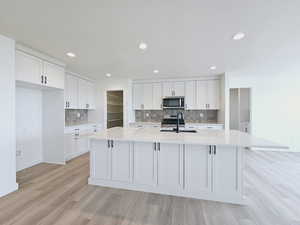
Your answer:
[162,96,185,109]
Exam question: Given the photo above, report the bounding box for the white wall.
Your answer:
[89,77,133,128]
[0,35,18,197]
[16,87,43,171]
[225,62,300,151]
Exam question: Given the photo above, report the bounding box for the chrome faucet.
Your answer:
[176,112,184,133]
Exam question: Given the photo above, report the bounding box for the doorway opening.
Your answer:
[107,90,124,128]
[229,88,251,133]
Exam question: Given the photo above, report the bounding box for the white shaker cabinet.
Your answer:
[15,50,65,89]
[87,81,96,109]
[78,79,90,109]
[213,146,242,201]
[152,82,162,110]
[43,61,65,89]
[133,83,144,110]
[185,81,196,109]
[196,80,220,110]
[16,51,43,85]
[142,83,153,110]
[90,140,131,183]
[185,145,212,194]
[133,142,157,186]
[163,81,185,97]
[157,143,182,192]
[111,141,131,182]
[65,74,78,109]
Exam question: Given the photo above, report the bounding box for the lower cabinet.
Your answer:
[157,143,182,192]
[64,134,89,161]
[184,145,212,194]
[133,142,157,186]
[90,140,132,183]
[89,140,243,204]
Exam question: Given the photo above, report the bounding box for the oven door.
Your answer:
[162,98,184,109]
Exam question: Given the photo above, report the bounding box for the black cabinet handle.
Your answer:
[41,75,44,84]
[66,102,68,108]
[154,143,156,151]
[214,146,216,155]
[209,146,212,155]
[107,140,110,148]
[45,76,47,84]
[157,143,160,151]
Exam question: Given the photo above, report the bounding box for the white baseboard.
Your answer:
[17,159,43,172]
[0,182,18,198]
[66,149,89,161]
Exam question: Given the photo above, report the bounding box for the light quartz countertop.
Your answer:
[129,122,224,126]
[89,127,288,149]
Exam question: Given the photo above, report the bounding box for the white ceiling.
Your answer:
[0,0,299,79]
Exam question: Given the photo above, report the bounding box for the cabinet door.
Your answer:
[111,141,131,183]
[87,81,96,109]
[185,145,212,194]
[77,135,89,155]
[65,74,78,109]
[133,142,157,186]
[196,81,208,109]
[157,143,182,191]
[64,134,76,161]
[162,82,173,97]
[152,82,162,110]
[185,81,196,109]
[78,79,89,109]
[142,83,153,110]
[43,61,65,89]
[207,80,220,109]
[173,81,185,96]
[133,83,144,110]
[15,51,43,85]
[213,146,242,200]
[90,140,110,180]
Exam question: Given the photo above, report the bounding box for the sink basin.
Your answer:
[160,128,197,133]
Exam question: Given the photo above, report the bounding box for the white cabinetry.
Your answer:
[213,146,242,201]
[185,81,196,109]
[185,145,212,194]
[196,80,220,109]
[16,50,64,89]
[16,51,43,85]
[90,140,131,183]
[133,142,157,186]
[163,81,185,97]
[157,143,182,192]
[89,141,243,204]
[65,75,96,110]
[133,83,162,110]
[133,83,144,110]
[65,74,78,109]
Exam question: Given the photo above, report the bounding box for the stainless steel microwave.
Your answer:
[162,97,185,109]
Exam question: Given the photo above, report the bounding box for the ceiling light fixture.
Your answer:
[66,52,76,58]
[153,70,159,74]
[106,73,111,77]
[232,32,245,40]
[209,66,216,70]
[139,42,147,50]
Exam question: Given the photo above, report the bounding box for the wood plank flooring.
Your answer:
[1,150,300,225]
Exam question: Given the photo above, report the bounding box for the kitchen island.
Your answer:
[88,127,287,204]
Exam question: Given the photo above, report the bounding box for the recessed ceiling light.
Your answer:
[232,32,245,40]
[66,52,76,58]
[209,66,217,70]
[153,70,159,74]
[106,73,111,77]
[139,42,147,50]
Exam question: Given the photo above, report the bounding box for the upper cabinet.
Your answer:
[185,81,197,110]
[133,78,220,110]
[65,74,96,110]
[196,80,220,110]
[162,81,185,97]
[133,82,162,110]
[15,50,65,89]
[65,74,78,109]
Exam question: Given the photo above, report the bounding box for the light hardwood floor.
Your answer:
[1,151,300,225]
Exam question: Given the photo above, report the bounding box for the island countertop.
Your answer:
[89,127,288,149]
